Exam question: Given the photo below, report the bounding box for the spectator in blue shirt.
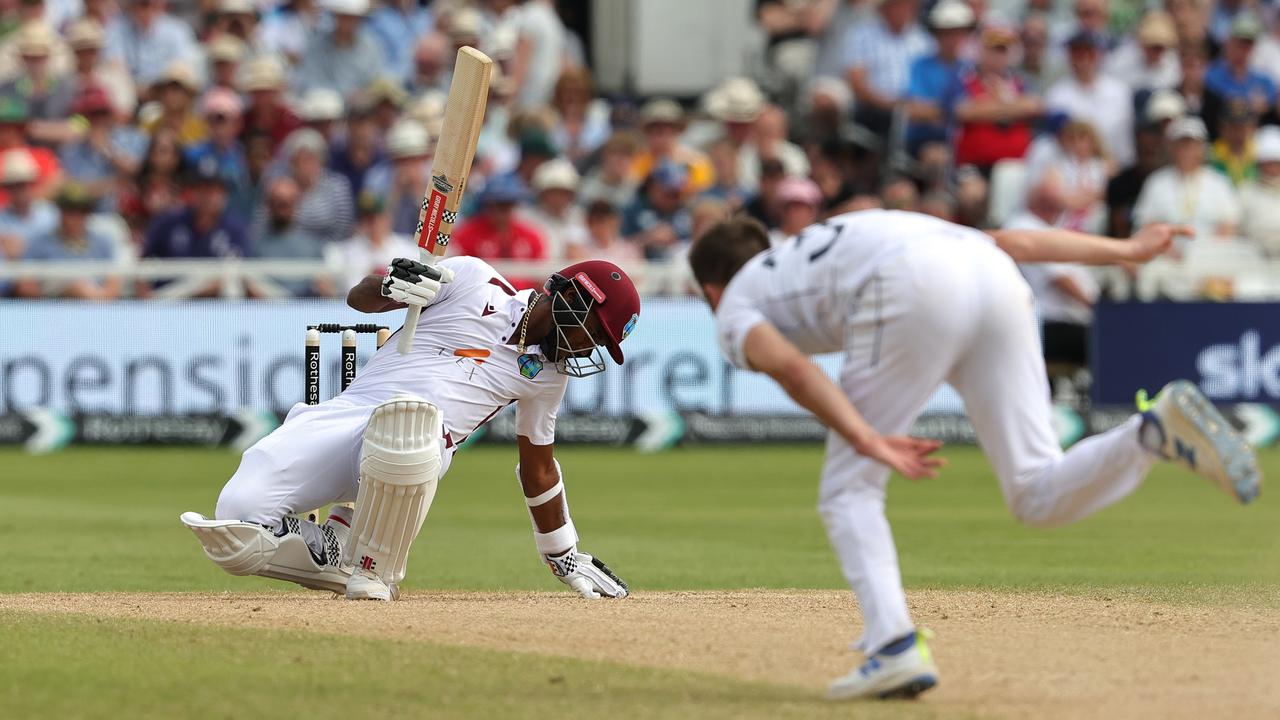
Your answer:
[904,0,974,156]
[293,0,385,97]
[621,161,694,260]
[366,0,433,83]
[103,0,201,88]
[184,88,254,220]
[842,0,935,138]
[0,148,58,255]
[144,156,250,263]
[1205,14,1276,123]
[14,183,121,300]
[57,85,146,213]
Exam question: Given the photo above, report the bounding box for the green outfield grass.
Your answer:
[4,444,1278,719]
[2,444,1278,600]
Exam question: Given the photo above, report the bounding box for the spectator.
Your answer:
[0,18,73,86]
[251,174,328,296]
[1043,120,1111,232]
[0,148,56,251]
[579,130,639,210]
[271,127,353,245]
[773,175,822,242]
[1048,0,1117,68]
[904,0,973,156]
[1008,172,1099,383]
[622,160,694,260]
[1106,92,1182,237]
[1209,0,1249,46]
[142,156,251,297]
[1019,12,1055,93]
[2,23,75,145]
[259,0,327,65]
[57,84,146,211]
[1211,99,1259,186]
[357,77,408,135]
[367,0,433,83]
[1105,11,1180,94]
[209,0,261,49]
[364,119,430,237]
[705,77,765,168]
[950,24,1041,173]
[64,19,135,127]
[449,174,546,287]
[549,66,610,165]
[743,156,787,229]
[294,0,382,97]
[337,191,416,294]
[702,138,749,209]
[523,157,587,260]
[629,98,714,195]
[1166,0,1210,54]
[0,95,59,203]
[1046,30,1135,166]
[740,104,808,193]
[118,125,183,237]
[1176,43,1210,118]
[881,175,919,211]
[842,0,933,138]
[239,56,299,153]
[811,147,856,212]
[569,199,641,264]
[1204,14,1275,124]
[206,35,248,94]
[139,62,207,145]
[511,126,557,187]
[295,87,344,144]
[1133,116,1239,239]
[689,196,730,243]
[1239,125,1280,256]
[14,183,121,300]
[1251,12,1280,89]
[184,87,252,218]
[508,0,569,109]
[103,0,200,88]
[406,32,450,97]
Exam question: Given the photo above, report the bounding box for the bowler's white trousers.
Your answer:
[820,238,1154,653]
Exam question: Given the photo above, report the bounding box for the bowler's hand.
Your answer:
[1125,223,1191,264]
[857,435,946,480]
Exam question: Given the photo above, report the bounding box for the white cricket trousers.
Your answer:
[214,396,452,527]
[818,237,1154,654]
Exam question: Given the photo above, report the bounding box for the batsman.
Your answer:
[183,255,640,601]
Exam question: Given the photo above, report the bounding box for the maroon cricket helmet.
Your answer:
[554,259,640,364]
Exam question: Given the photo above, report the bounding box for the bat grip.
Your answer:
[395,250,443,355]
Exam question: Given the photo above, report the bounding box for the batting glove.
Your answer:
[380,258,454,308]
[544,548,629,599]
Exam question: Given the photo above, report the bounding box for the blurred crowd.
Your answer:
[0,0,1279,301]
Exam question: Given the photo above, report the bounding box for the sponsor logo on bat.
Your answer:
[432,174,454,194]
[419,189,449,250]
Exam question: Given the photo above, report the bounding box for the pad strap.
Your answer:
[524,478,564,507]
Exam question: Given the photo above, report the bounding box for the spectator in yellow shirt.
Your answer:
[629,98,715,194]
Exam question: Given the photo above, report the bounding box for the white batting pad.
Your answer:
[344,396,443,586]
[179,511,348,593]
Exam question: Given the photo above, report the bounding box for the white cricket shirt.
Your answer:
[345,257,569,447]
[714,210,991,369]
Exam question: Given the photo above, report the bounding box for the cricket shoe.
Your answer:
[828,631,938,701]
[1137,380,1262,504]
[345,567,399,601]
[180,507,353,594]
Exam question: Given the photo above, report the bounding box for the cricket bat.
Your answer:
[397,46,493,355]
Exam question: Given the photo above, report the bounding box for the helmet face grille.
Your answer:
[545,274,607,378]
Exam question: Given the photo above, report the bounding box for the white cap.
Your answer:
[705,77,766,123]
[386,119,431,159]
[929,0,975,30]
[298,87,344,122]
[1256,125,1280,163]
[282,127,328,159]
[447,7,484,40]
[1145,89,1186,123]
[324,0,368,16]
[532,158,580,192]
[0,148,37,185]
[1166,115,1207,141]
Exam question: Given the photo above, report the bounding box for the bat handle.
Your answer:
[395,250,442,356]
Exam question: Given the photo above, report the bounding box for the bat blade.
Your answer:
[399,46,493,355]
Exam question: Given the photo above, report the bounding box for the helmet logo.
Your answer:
[622,313,638,341]
[574,272,607,303]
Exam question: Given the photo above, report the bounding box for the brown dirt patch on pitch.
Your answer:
[3,589,1277,719]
